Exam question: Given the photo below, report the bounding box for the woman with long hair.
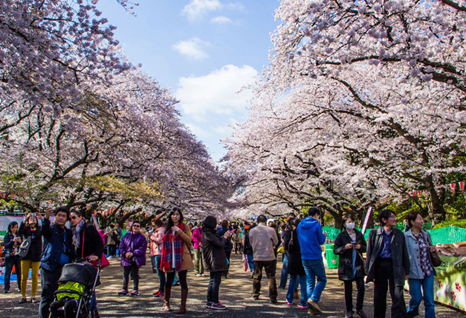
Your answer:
[3,221,22,294]
[405,211,436,318]
[149,216,166,298]
[283,218,307,309]
[333,215,367,318]
[242,224,254,278]
[161,208,193,314]
[18,214,42,303]
[202,216,229,310]
[119,221,147,296]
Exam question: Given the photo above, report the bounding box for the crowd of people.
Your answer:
[1,206,440,317]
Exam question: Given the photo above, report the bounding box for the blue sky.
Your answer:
[97,0,281,161]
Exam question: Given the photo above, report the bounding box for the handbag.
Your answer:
[430,250,442,267]
[18,236,31,258]
[82,228,110,269]
[426,232,442,267]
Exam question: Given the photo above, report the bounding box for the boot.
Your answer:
[176,288,188,314]
[163,287,171,311]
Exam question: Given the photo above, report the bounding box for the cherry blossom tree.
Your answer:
[224,0,466,223]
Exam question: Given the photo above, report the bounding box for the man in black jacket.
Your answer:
[37,206,75,318]
[366,209,410,318]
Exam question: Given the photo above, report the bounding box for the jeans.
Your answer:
[207,271,223,303]
[194,248,204,274]
[252,260,277,300]
[108,244,116,257]
[4,255,21,292]
[407,273,435,318]
[246,254,254,272]
[225,250,232,277]
[39,266,63,318]
[302,258,327,303]
[122,262,139,291]
[279,253,289,289]
[374,258,408,318]
[154,255,166,292]
[344,277,365,312]
[287,274,307,306]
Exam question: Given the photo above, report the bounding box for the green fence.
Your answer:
[427,226,466,245]
[324,226,466,245]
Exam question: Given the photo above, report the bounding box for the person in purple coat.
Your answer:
[118,221,147,296]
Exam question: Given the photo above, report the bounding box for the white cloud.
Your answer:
[185,123,210,138]
[173,37,210,60]
[182,0,222,21]
[210,16,232,24]
[176,64,258,121]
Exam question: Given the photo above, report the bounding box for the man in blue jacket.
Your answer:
[297,207,327,314]
[37,206,75,318]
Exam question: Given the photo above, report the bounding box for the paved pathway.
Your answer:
[1,253,464,317]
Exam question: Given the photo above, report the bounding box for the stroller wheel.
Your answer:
[90,308,100,318]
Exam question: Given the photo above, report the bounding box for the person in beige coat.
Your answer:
[161,208,193,314]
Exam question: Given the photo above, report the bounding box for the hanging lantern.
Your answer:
[459,182,465,193]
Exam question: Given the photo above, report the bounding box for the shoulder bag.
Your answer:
[18,236,31,258]
[82,229,110,269]
[426,232,442,267]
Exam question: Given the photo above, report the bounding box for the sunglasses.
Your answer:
[70,216,80,219]
[133,225,140,228]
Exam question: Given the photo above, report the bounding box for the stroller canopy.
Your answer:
[58,262,97,288]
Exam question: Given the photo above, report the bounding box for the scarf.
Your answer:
[72,220,86,250]
[161,222,185,272]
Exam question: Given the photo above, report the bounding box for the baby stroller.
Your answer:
[49,258,101,318]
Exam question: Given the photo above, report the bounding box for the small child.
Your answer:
[49,281,85,318]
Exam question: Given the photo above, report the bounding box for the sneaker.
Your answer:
[307,299,322,314]
[286,300,293,305]
[346,311,354,318]
[211,302,226,310]
[206,301,213,309]
[31,298,38,303]
[196,274,202,277]
[356,310,368,318]
[270,298,278,304]
[118,290,128,296]
[297,304,307,309]
[153,291,163,298]
[4,290,9,294]
[130,290,139,296]
[19,298,27,304]
[253,295,259,300]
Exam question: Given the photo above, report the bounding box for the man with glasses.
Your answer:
[36,206,75,318]
[366,209,410,318]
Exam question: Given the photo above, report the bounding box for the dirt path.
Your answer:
[1,253,464,317]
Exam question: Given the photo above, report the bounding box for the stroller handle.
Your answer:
[76,257,102,267]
